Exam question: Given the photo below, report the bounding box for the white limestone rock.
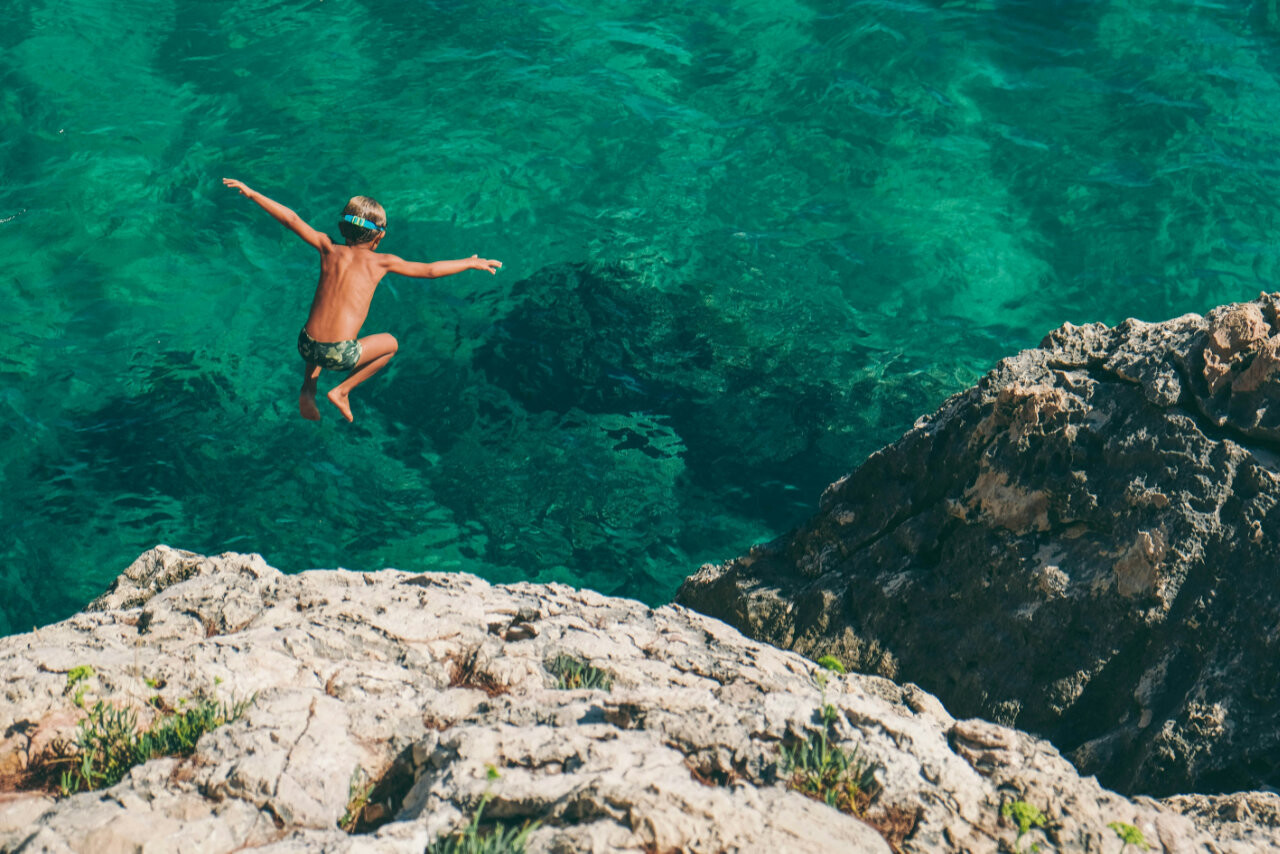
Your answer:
[1,546,1276,853]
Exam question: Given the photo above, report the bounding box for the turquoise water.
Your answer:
[5,0,1280,633]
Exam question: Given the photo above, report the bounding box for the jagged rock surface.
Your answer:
[678,294,1280,798]
[2,547,1273,852]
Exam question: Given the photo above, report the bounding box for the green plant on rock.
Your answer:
[66,665,94,687]
[146,695,251,757]
[426,798,537,854]
[426,768,539,854]
[1107,821,1151,853]
[65,665,95,709]
[1002,799,1048,853]
[781,701,879,816]
[545,654,612,691]
[815,655,846,674]
[57,694,252,796]
[58,702,137,794]
[339,768,375,833]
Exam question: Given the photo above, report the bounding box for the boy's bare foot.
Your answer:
[327,388,354,422]
[299,392,321,421]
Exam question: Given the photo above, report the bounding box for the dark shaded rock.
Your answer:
[677,294,1280,797]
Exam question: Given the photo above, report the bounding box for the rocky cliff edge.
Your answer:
[1,547,1278,853]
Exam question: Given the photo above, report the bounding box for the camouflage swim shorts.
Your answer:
[297,328,362,371]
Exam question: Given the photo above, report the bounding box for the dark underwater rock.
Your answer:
[471,262,952,529]
[677,293,1280,797]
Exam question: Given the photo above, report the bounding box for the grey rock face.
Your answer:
[3,547,1271,852]
[677,294,1280,798]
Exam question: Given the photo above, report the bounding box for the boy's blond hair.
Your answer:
[339,195,387,244]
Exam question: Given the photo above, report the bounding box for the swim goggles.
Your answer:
[342,214,385,232]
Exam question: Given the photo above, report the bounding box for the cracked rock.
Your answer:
[4,547,1275,851]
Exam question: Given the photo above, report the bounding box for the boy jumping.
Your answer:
[222,178,501,422]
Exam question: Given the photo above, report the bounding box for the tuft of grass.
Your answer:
[545,654,612,691]
[56,695,252,796]
[340,768,375,833]
[781,702,879,816]
[1108,821,1151,853]
[1002,800,1048,853]
[65,665,95,709]
[815,655,846,674]
[66,665,94,687]
[427,773,539,854]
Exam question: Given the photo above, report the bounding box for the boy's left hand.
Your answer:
[222,178,254,197]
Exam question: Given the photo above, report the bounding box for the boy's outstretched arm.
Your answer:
[222,178,332,252]
[381,254,502,278]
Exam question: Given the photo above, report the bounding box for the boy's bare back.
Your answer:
[222,178,501,422]
[306,243,393,343]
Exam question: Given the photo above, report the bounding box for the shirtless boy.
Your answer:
[222,178,501,422]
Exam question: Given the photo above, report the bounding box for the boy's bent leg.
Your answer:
[300,363,322,421]
[327,333,398,423]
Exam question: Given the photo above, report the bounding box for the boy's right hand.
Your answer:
[470,255,502,275]
[222,178,254,197]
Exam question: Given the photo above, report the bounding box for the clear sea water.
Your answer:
[4,0,1279,634]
